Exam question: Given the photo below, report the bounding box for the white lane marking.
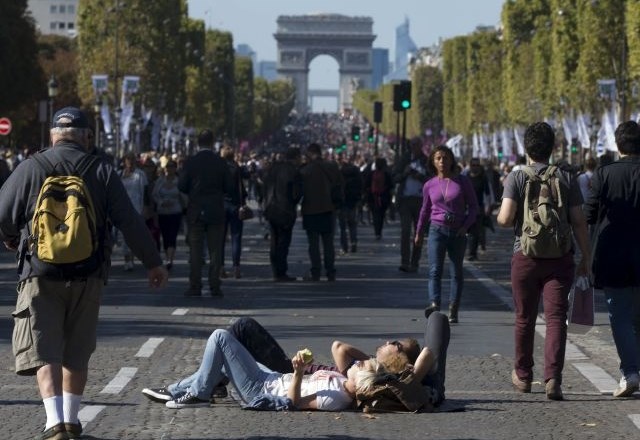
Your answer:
[629,415,640,430]
[135,337,164,358]
[78,405,105,428]
[172,308,189,316]
[100,367,137,394]
[572,362,618,394]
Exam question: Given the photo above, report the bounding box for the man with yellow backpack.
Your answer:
[0,107,168,440]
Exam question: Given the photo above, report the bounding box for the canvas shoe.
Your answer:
[165,392,210,409]
[36,423,68,440]
[142,387,173,403]
[613,373,639,398]
[545,378,563,400]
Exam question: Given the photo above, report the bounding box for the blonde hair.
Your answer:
[355,359,397,394]
[378,350,409,374]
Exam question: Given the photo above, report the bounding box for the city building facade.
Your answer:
[28,0,79,37]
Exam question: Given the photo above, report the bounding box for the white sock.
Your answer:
[63,391,82,425]
[43,395,64,429]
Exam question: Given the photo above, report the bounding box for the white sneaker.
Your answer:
[613,373,639,398]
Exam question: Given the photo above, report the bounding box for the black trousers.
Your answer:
[269,221,294,278]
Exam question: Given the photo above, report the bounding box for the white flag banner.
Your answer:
[562,116,575,145]
[446,134,463,157]
[596,124,606,156]
[492,131,499,158]
[514,126,525,156]
[164,120,173,150]
[472,132,480,158]
[91,74,109,96]
[602,110,617,152]
[121,75,140,108]
[101,102,112,134]
[501,129,513,159]
[576,113,591,150]
[120,101,134,142]
[479,132,488,159]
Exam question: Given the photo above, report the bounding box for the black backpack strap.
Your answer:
[75,153,99,177]
[30,152,56,176]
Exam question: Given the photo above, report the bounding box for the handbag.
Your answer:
[568,276,595,334]
[238,204,254,221]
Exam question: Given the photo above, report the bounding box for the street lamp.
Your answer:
[47,74,59,126]
[93,99,101,149]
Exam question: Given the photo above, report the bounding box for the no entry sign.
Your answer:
[0,117,12,136]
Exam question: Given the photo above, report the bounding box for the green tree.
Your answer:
[77,0,189,115]
[550,0,580,112]
[234,56,254,141]
[38,35,81,109]
[413,65,444,138]
[627,1,640,111]
[0,0,44,143]
[575,0,626,115]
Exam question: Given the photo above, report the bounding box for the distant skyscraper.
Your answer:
[383,17,418,83]
[236,43,257,73]
[258,61,278,81]
[27,0,79,37]
[371,48,389,90]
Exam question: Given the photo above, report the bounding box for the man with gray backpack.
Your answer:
[497,122,591,401]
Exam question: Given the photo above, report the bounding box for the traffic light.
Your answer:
[571,143,578,154]
[393,80,412,111]
[367,126,374,143]
[497,147,504,160]
[351,125,361,141]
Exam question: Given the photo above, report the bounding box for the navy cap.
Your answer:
[51,107,90,129]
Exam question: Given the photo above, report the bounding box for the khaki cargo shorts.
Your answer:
[12,277,102,376]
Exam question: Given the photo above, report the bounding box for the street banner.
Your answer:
[501,129,513,159]
[446,134,463,157]
[602,110,617,152]
[562,116,575,145]
[513,127,525,156]
[101,101,112,134]
[576,114,591,150]
[91,74,109,95]
[472,132,479,158]
[120,76,140,143]
[479,131,488,159]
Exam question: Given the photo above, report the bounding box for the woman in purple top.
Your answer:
[415,145,479,323]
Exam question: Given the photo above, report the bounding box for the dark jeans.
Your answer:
[398,196,423,267]
[269,221,294,278]
[222,205,244,267]
[187,221,224,291]
[511,251,574,383]
[371,204,387,237]
[304,213,336,278]
[467,214,486,257]
[158,213,182,250]
[422,311,451,405]
[338,205,358,252]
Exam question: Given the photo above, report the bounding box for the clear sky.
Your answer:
[188,0,506,111]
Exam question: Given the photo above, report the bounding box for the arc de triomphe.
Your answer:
[274,14,375,114]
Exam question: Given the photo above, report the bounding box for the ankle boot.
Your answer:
[424,301,440,318]
[448,302,459,323]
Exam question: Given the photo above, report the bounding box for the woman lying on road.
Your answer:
[142,328,431,410]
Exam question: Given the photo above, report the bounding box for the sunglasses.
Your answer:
[389,340,404,351]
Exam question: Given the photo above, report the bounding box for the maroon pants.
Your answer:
[511,251,575,383]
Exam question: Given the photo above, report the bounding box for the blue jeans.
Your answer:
[603,287,640,377]
[168,329,275,403]
[222,204,244,267]
[427,224,467,305]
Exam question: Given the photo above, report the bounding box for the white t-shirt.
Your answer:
[120,168,148,214]
[261,370,352,411]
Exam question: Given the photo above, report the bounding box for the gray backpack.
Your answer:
[520,165,572,258]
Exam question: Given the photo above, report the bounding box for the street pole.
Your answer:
[113,0,121,164]
[374,122,379,157]
[401,110,407,155]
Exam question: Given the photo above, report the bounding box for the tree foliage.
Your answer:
[234,56,255,140]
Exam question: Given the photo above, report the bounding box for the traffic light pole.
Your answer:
[395,110,400,155]
[401,110,407,154]
[374,122,380,156]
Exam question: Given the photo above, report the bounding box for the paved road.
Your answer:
[0,211,638,439]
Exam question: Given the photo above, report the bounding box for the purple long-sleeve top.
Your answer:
[416,174,479,234]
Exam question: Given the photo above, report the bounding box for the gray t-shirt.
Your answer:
[502,163,583,253]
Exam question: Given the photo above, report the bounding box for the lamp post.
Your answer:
[93,99,101,149]
[47,74,59,127]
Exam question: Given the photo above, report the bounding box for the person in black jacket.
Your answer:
[585,120,640,398]
[262,147,303,281]
[178,130,233,296]
[337,153,362,254]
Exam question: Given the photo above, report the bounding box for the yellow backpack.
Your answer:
[29,154,99,271]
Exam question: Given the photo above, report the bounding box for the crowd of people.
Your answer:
[0,107,638,439]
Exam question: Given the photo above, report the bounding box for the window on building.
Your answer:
[50,22,57,30]
[68,5,75,14]
[59,22,66,29]
[50,5,57,13]
[68,23,75,30]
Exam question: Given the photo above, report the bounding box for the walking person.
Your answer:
[220,145,247,279]
[0,107,167,440]
[263,147,303,281]
[394,138,430,272]
[337,153,362,254]
[119,152,148,271]
[152,159,184,270]
[585,120,640,398]
[178,129,233,297]
[300,143,343,282]
[415,145,479,324]
[463,158,493,261]
[497,122,590,401]
[365,157,393,240]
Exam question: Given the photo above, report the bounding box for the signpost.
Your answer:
[0,117,11,136]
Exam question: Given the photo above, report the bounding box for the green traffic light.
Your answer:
[354,135,360,141]
[401,100,410,109]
